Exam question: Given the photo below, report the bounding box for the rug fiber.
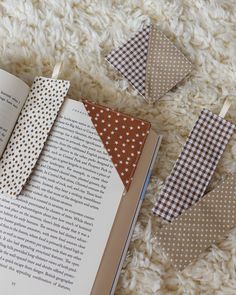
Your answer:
[1,1,236,294]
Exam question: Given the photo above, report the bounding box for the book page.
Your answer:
[0,69,29,157]
[0,99,124,295]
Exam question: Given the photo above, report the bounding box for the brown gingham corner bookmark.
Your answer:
[157,173,236,271]
[153,98,236,222]
[105,24,192,103]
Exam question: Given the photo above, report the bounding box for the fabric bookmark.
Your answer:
[153,103,235,222]
[105,24,192,103]
[83,100,151,191]
[157,173,236,270]
[0,64,70,197]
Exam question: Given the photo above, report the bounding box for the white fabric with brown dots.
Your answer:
[146,25,193,103]
[157,174,236,270]
[0,76,70,197]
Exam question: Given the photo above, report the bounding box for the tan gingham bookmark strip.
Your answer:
[157,174,236,270]
[153,109,235,222]
[0,77,70,197]
[83,100,151,191]
[105,25,151,98]
[146,26,193,103]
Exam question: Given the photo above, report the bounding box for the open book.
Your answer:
[0,69,30,156]
[0,69,162,295]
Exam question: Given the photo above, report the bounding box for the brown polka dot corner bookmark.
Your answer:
[83,100,151,191]
[105,24,193,103]
[153,98,235,222]
[157,173,236,271]
[0,63,70,197]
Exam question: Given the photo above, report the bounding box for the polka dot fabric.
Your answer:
[83,100,151,191]
[146,26,193,103]
[0,77,70,197]
[157,174,236,270]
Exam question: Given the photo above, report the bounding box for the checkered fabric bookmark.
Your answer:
[105,24,192,103]
[153,99,235,222]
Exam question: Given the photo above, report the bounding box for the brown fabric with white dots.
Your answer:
[83,100,151,191]
[157,174,236,270]
[0,77,70,197]
[146,26,193,103]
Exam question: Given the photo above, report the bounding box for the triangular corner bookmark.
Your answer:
[157,173,236,271]
[105,24,193,103]
[83,100,151,191]
[153,99,236,222]
[0,63,70,197]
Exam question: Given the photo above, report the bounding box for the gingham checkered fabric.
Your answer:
[105,25,151,97]
[153,109,235,222]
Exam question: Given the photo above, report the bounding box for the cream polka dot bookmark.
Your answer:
[0,66,70,197]
[105,24,193,103]
[157,173,236,270]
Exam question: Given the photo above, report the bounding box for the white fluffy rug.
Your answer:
[1,0,236,294]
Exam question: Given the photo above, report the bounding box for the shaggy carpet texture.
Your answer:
[1,0,236,294]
